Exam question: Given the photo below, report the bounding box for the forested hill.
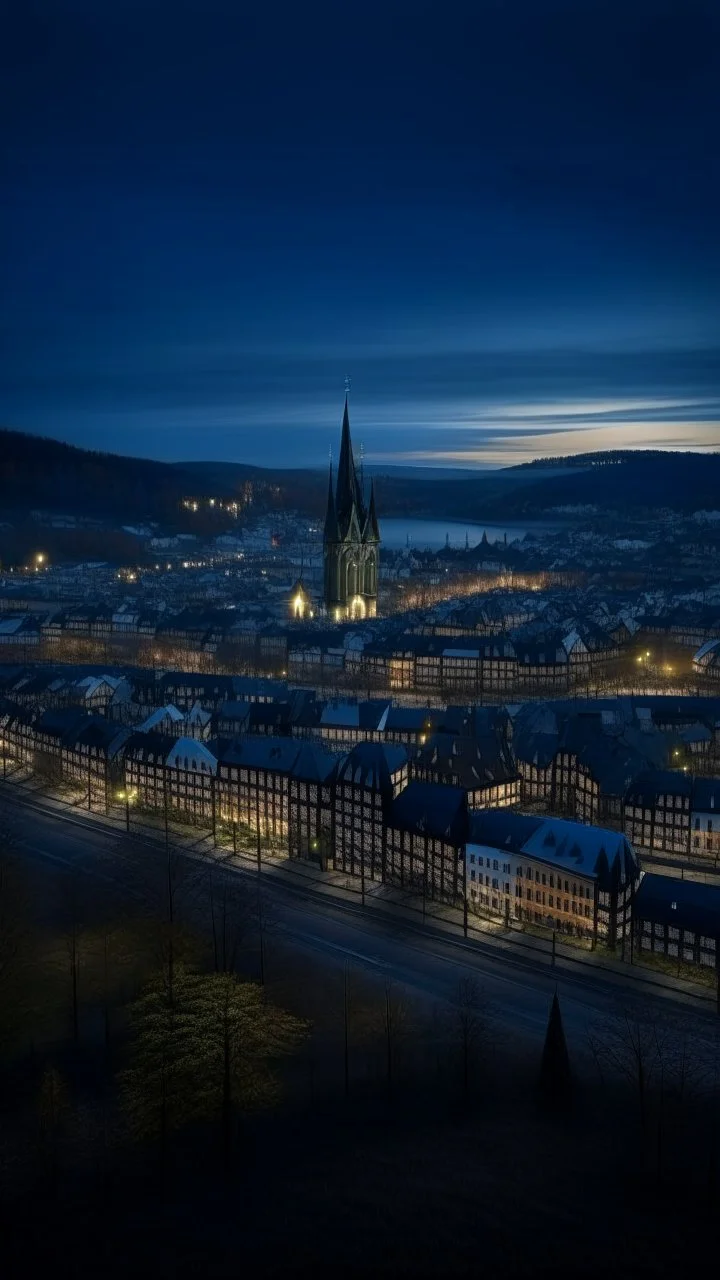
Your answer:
[0,429,200,521]
[0,428,718,523]
[497,450,720,514]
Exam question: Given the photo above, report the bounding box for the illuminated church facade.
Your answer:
[323,396,380,621]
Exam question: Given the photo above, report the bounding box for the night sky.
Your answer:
[2,1,719,469]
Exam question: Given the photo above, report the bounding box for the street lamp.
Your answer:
[117,786,137,832]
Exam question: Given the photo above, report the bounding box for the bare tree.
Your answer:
[380,976,412,1100]
[445,976,495,1096]
[37,1064,69,1191]
[589,1000,716,1181]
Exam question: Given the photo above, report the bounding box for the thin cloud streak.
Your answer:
[369,420,720,468]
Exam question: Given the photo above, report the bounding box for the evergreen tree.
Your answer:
[538,991,572,1108]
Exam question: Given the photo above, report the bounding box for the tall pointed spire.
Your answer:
[363,479,380,543]
[335,394,366,536]
[324,459,339,541]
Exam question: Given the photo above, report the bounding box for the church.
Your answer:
[323,396,380,620]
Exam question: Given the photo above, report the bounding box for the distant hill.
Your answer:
[0,429,717,526]
[0,428,200,521]
[492,450,720,515]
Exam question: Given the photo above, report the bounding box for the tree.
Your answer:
[37,1065,70,1190]
[182,969,309,1169]
[208,870,252,975]
[119,967,206,1175]
[445,976,494,1096]
[120,964,309,1173]
[0,821,36,1060]
[538,991,572,1109]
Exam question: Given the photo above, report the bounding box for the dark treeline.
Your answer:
[2,795,720,1277]
[3,428,718,531]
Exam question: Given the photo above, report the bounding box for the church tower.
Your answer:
[324,395,380,620]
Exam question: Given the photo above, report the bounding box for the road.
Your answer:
[7,790,720,1056]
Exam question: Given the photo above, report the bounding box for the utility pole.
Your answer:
[258,887,265,987]
[343,962,350,1099]
[463,852,468,939]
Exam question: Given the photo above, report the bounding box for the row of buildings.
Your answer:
[2,664,719,859]
[0,699,635,946]
[3,684,720,966]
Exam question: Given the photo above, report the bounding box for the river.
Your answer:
[379,517,554,551]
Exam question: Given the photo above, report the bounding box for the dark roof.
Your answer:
[218,736,301,774]
[336,742,408,792]
[70,718,129,753]
[389,781,467,843]
[385,707,431,732]
[216,700,252,722]
[291,742,338,784]
[414,733,517,789]
[468,810,543,854]
[247,702,292,732]
[625,769,693,805]
[35,706,93,738]
[122,730,178,762]
[693,777,720,812]
[634,873,720,939]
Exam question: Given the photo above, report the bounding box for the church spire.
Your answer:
[324,459,339,542]
[335,393,366,535]
[363,479,380,543]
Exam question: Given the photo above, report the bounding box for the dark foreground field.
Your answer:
[2,810,719,1278]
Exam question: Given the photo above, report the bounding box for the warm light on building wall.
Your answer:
[292,592,306,619]
[350,595,366,620]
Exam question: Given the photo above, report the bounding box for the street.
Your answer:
[7,791,719,1053]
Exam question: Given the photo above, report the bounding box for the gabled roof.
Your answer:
[414,732,518,789]
[634,873,720,939]
[69,718,130,755]
[291,742,338,784]
[469,810,637,886]
[389,781,467,843]
[336,742,407,792]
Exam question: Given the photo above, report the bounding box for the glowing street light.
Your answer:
[117,786,138,832]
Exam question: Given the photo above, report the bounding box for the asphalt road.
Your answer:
[8,795,720,1052]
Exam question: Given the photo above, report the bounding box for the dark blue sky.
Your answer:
[2,0,719,468]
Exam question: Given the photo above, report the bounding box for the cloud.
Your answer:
[369,419,720,468]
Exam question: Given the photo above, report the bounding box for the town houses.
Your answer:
[2,658,720,966]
